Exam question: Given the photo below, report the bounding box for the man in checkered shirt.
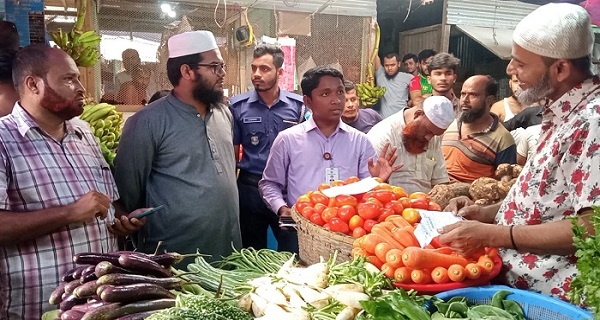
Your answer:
[0,45,145,319]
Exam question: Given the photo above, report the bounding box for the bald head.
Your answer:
[13,45,74,94]
[460,75,497,123]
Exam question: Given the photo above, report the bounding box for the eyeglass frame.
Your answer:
[188,62,227,74]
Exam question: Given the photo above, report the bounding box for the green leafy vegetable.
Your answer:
[328,255,392,297]
[357,289,432,320]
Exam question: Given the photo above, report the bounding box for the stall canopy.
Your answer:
[100,31,160,62]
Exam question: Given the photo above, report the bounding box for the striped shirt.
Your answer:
[0,104,118,320]
[442,114,516,183]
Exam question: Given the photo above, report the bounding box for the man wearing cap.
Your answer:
[442,75,516,183]
[229,44,305,252]
[438,3,600,300]
[367,96,453,194]
[114,31,242,265]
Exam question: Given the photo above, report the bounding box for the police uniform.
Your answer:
[230,89,305,252]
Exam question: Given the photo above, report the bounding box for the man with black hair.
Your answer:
[229,44,305,251]
[374,52,413,119]
[428,52,460,111]
[259,66,401,252]
[0,20,20,51]
[115,31,242,265]
[342,80,381,133]
[0,50,18,115]
[409,49,437,107]
[402,53,419,76]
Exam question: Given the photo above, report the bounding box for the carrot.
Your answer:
[366,255,384,269]
[351,247,367,258]
[361,234,383,254]
[430,236,445,249]
[394,267,412,283]
[411,269,432,284]
[391,228,418,248]
[430,247,455,255]
[431,267,450,284]
[477,255,495,274]
[386,215,411,228]
[465,263,482,280]
[353,237,362,248]
[485,247,499,258]
[402,247,469,270]
[372,225,405,250]
[385,249,404,269]
[374,242,393,263]
[380,263,396,279]
[448,264,466,282]
[401,225,421,247]
[377,221,396,232]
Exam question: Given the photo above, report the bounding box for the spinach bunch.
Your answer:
[569,206,600,317]
[431,290,525,320]
[356,289,432,320]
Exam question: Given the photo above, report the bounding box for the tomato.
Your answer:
[352,227,367,238]
[331,179,346,187]
[409,191,431,203]
[428,201,442,211]
[329,217,350,234]
[363,219,378,233]
[385,200,404,215]
[378,208,395,222]
[348,215,364,230]
[301,207,316,219]
[297,194,310,203]
[373,177,384,183]
[345,176,360,184]
[402,208,421,224]
[295,201,312,214]
[373,182,392,190]
[321,207,338,223]
[309,191,329,206]
[398,197,411,209]
[310,213,325,226]
[338,205,356,222]
[410,198,429,210]
[361,191,376,202]
[334,195,358,207]
[323,223,331,230]
[372,190,395,204]
[365,197,384,208]
[392,186,408,199]
[314,203,327,214]
[317,183,331,192]
[357,202,381,220]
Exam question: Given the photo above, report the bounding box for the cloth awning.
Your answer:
[456,25,515,60]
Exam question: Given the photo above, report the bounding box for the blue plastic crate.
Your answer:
[435,285,593,320]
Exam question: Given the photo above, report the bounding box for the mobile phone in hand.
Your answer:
[279,215,297,228]
[133,205,164,219]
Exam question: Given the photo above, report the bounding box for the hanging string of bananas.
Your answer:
[49,0,101,67]
[356,22,386,107]
[80,103,123,166]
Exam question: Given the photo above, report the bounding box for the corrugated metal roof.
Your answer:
[446,0,540,29]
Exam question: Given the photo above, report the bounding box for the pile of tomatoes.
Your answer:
[293,177,441,238]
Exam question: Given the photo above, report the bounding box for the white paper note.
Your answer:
[413,211,463,248]
[321,177,379,198]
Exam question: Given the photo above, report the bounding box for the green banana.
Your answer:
[95,127,104,137]
[86,105,115,122]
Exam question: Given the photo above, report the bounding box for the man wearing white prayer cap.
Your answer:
[114,30,242,266]
[438,3,600,301]
[367,95,454,194]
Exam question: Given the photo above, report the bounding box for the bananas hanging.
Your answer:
[356,82,386,107]
[49,29,101,67]
[79,103,123,166]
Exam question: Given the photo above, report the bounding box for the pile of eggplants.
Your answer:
[49,251,190,320]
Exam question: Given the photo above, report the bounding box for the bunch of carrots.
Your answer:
[352,215,498,285]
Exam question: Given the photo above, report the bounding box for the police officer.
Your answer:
[230,44,305,252]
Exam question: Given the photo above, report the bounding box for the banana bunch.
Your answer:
[356,82,386,107]
[49,29,101,67]
[79,103,123,166]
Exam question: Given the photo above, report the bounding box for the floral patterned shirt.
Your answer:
[496,76,600,300]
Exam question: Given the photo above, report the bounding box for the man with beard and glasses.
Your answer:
[409,49,437,107]
[114,31,242,265]
[442,75,516,183]
[0,45,145,319]
[438,3,600,300]
[229,44,305,252]
[374,52,413,119]
[342,80,381,133]
[259,66,402,253]
[367,96,454,194]
[428,53,460,112]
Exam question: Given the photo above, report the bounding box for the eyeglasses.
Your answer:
[190,63,227,74]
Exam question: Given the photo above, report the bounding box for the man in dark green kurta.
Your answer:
[114,31,241,265]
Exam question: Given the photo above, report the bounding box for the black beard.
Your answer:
[384,70,399,80]
[192,72,223,106]
[459,107,487,123]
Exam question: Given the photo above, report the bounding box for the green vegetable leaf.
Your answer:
[466,305,516,319]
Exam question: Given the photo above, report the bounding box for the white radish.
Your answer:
[335,306,359,320]
[303,262,329,288]
[250,293,269,317]
[288,284,330,303]
[248,276,274,288]
[237,292,252,312]
[329,290,369,309]
[324,283,364,294]
[255,284,288,306]
[281,285,307,308]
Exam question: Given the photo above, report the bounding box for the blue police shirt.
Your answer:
[230,89,305,175]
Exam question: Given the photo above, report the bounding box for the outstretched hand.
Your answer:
[368,142,403,182]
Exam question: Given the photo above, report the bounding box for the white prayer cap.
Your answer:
[513,3,593,59]
[168,30,218,58]
[423,96,454,130]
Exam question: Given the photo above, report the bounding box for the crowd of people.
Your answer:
[0,2,598,319]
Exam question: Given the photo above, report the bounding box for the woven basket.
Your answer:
[291,206,355,265]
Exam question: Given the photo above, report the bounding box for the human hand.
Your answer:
[69,191,111,223]
[444,196,474,214]
[108,208,147,237]
[368,142,403,182]
[278,206,294,231]
[438,220,495,258]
